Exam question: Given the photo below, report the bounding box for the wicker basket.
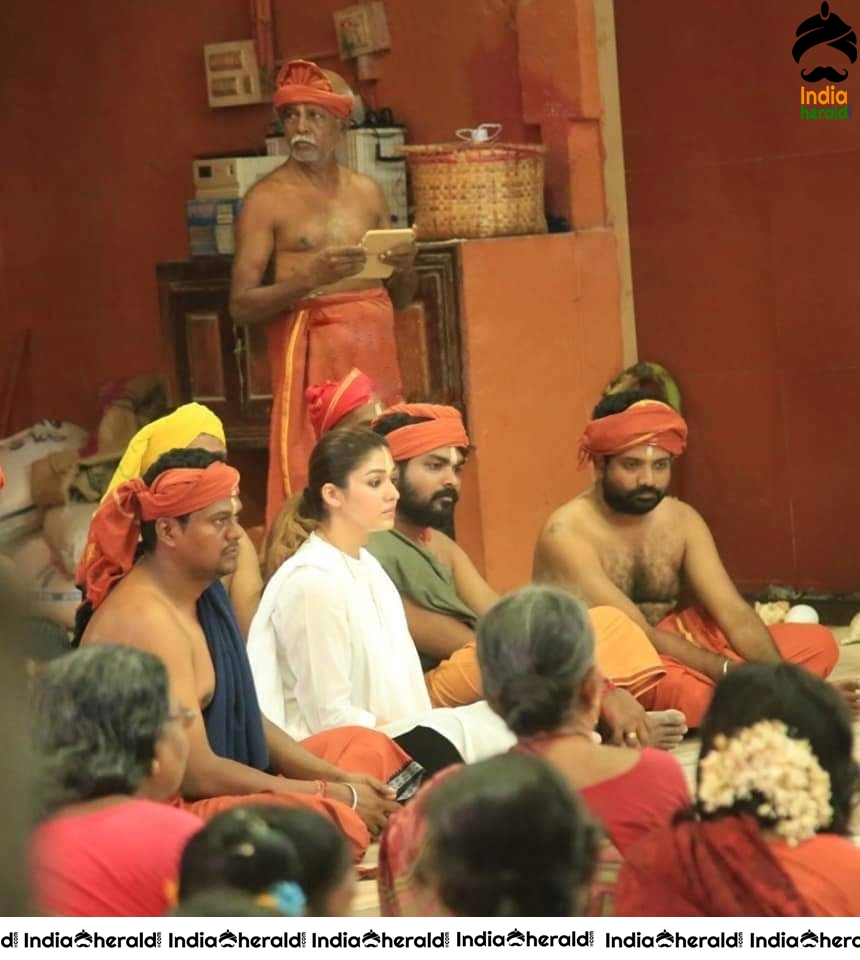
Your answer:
[401,141,548,241]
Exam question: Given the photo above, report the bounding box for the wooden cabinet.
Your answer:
[157,244,465,523]
[157,257,271,451]
[394,243,465,406]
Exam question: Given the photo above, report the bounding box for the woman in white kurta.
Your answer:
[248,428,513,768]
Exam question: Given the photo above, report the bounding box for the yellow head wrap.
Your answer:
[103,402,226,499]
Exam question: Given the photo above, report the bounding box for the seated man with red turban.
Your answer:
[368,403,687,749]
[306,367,381,438]
[262,368,380,580]
[228,58,417,527]
[76,447,416,861]
[534,390,847,728]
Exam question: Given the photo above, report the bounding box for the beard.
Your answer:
[397,477,459,530]
[601,477,665,516]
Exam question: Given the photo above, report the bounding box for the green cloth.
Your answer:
[367,529,477,638]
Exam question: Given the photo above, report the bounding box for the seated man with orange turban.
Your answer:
[101,401,262,640]
[369,403,687,749]
[76,447,418,861]
[262,369,380,580]
[228,58,417,527]
[534,390,846,728]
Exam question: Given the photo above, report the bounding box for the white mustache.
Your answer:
[290,136,317,147]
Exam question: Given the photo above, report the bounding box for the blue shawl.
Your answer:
[198,581,269,771]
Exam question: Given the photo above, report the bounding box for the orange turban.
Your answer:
[579,399,688,465]
[77,461,239,611]
[306,368,376,439]
[272,60,353,119]
[375,403,470,462]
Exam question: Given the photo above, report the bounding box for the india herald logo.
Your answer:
[793,2,857,82]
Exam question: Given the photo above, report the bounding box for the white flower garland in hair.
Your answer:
[698,719,833,846]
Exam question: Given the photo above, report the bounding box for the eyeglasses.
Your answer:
[166,706,196,729]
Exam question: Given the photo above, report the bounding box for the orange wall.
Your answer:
[458,232,623,591]
[615,1,860,593]
[0,0,525,435]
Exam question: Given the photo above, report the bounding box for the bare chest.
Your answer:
[86,600,216,710]
[272,186,377,258]
[597,528,684,624]
[178,611,217,709]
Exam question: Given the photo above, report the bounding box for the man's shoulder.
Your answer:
[241,165,296,207]
[341,166,383,194]
[539,492,597,542]
[426,529,471,572]
[366,529,402,553]
[86,576,180,643]
[662,497,703,530]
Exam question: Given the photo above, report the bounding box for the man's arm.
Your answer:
[402,596,475,661]
[534,523,729,682]
[228,189,310,325]
[97,605,317,800]
[444,536,499,617]
[681,505,781,663]
[261,717,399,834]
[229,187,365,325]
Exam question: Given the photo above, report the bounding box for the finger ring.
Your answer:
[625,731,638,741]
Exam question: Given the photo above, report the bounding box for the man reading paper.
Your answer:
[229,60,417,523]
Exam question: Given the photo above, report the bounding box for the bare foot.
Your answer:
[645,710,688,749]
[831,678,860,718]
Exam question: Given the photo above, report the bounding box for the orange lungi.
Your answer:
[425,607,666,708]
[638,607,839,728]
[266,287,402,525]
[172,725,413,862]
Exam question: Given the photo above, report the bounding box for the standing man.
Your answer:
[229,60,417,524]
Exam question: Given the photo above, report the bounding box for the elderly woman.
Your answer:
[378,585,690,915]
[30,645,202,916]
[617,663,860,916]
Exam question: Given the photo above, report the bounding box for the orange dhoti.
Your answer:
[173,725,414,862]
[266,287,402,524]
[425,606,666,708]
[638,607,839,728]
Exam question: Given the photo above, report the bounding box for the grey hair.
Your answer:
[477,585,595,736]
[0,572,36,914]
[32,645,170,817]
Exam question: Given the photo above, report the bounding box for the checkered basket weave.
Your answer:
[401,141,548,240]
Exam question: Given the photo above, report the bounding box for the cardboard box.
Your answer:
[186,199,242,257]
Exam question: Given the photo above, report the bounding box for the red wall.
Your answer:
[278,0,527,144]
[0,0,524,434]
[615,0,860,593]
[1,2,271,431]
